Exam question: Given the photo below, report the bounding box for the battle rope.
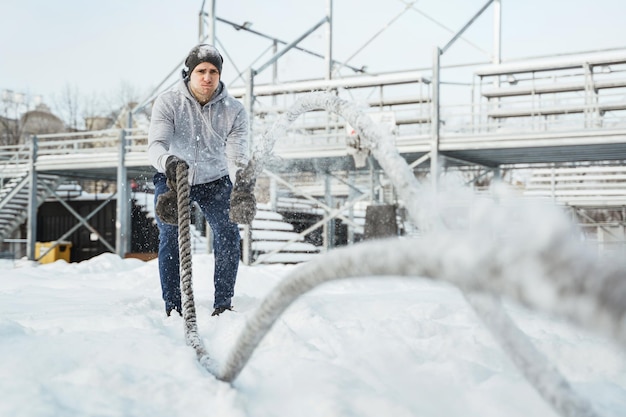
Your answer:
[216,92,607,417]
[168,93,614,417]
[214,235,614,417]
[176,162,213,371]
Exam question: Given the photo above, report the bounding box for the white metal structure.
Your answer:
[1,0,626,260]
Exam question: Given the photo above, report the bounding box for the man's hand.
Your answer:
[229,170,257,224]
[156,189,179,225]
[156,156,189,225]
[165,156,189,186]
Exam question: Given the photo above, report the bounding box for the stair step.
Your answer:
[0,174,64,243]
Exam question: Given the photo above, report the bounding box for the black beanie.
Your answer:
[182,44,223,78]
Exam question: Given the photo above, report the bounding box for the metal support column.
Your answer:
[347,170,356,245]
[325,0,333,80]
[491,0,502,132]
[323,173,335,252]
[241,68,255,265]
[430,47,441,192]
[368,156,377,203]
[272,40,278,106]
[115,128,129,257]
[493,0,501,65]
[201,0,216,44]
[269,177,278,211]
[493,167,501,182]
[431,0,495,191]
[26,135,38,261]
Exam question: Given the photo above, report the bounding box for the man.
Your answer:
[148,44,249,317]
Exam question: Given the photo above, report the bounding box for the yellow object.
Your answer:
[36,241,72,264]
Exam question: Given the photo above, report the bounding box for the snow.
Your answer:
[3,90,622,416]
[3,90,626,416]
[1,252,625,417]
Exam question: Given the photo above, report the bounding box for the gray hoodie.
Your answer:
[148,78,249,185]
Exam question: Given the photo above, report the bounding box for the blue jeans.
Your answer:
[153,172,240,312]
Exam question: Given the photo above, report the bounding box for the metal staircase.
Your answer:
[0,170,64,245]
[247,205,321,264]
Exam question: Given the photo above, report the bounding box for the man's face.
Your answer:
[189,61,220,104]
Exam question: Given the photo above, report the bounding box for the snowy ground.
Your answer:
[1,252,625,417]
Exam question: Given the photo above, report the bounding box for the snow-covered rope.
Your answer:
[217,233,621,416]
[216,232,626,361]
[220,92,612,417]
[176,162,212,370]
[465,293,600,417]
[236,92,428,229]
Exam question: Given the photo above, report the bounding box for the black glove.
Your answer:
[156,156,189,225]
[156,186,179,225]
[165,156,189,187]
[229,170,257,224]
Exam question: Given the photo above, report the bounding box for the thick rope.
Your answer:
[165,93,613,416]
[176,163,213,370]
[465,293,600,417]
[236,92,425,228]
[217,93,607,417]
[215,235,614,417]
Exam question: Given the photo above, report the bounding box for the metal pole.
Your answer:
[347,170,355,245]
[215,16,363,74]
[269,177,278,211]
[115,128,129,257]
[441,0,495,54]
[430,47,441,191]
[26,135,38,261]
[492,0,502,133]
[240,68,255,265]
[254,16,329,76]
[198,1,205,42]
[325,0,333,80]
[323,173,334,252]
[245,68,255,153]
[272,40,278,106]
[201,0,216,44]
[493,0,501,64]
[369,156,376,203]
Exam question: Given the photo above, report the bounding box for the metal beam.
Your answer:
[26,136,38,260]
[229,70,429,97]
[430,48,441,190]
[441,0,495,55]
[325,0,333,80]
[215,16,364,74]
[115,128,129,257]
[240,68,255,266]
[254,16,329,76]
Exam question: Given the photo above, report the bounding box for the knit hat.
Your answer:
[182,44,223,78]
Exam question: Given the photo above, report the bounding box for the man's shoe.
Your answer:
[211,306,233,316]
[166,307,182,317]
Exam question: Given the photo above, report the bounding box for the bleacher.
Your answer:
[475,52,626,128]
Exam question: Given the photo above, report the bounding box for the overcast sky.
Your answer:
[2,0,625,109]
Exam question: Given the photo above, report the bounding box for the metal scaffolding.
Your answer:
[2,0,626,262]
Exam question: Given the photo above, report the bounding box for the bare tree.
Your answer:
[52,83,117,132]
[52,84,82,131]
[0,91,27,146]
[105,80,142,128]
